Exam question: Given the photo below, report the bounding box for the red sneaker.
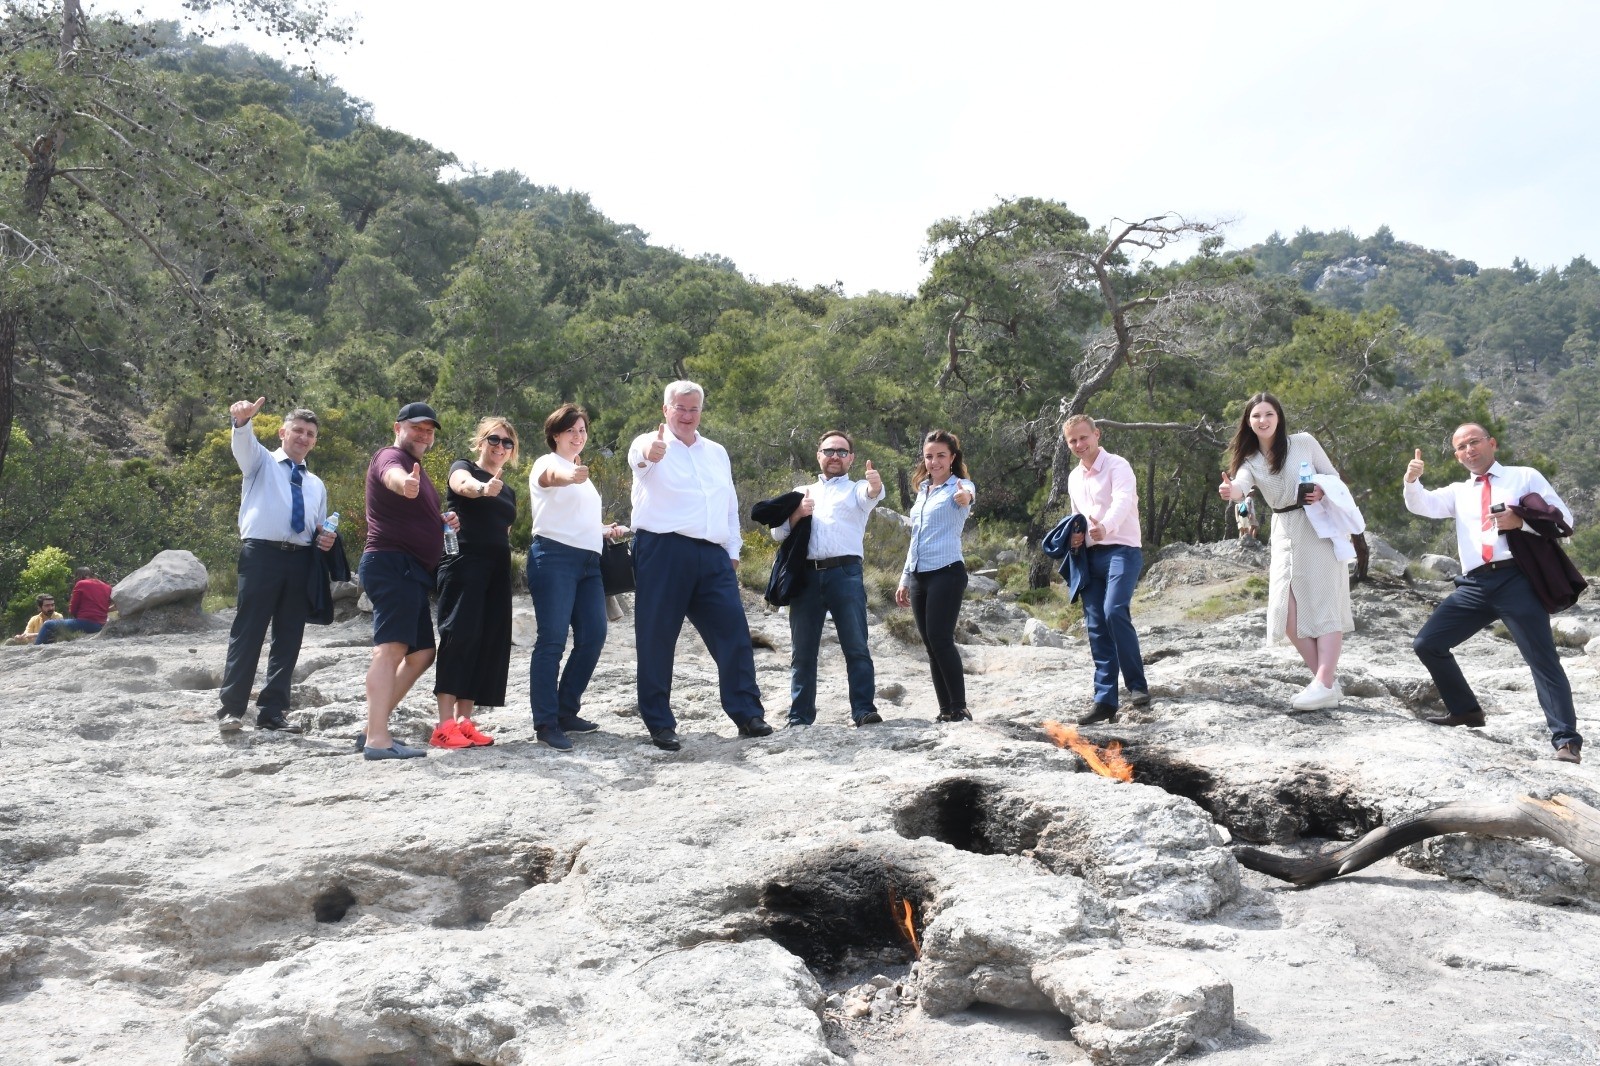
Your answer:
[429,719,474,749]
[456,718,495,746]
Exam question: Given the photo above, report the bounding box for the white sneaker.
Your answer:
[1291,679,1343,710]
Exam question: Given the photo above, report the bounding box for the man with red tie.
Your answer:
[1404,424,1582,763]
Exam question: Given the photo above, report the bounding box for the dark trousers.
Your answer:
[787,560,876,725]
[1413,566,1581,751]
[221,541,312,720]
[1081,545,1147,707]
[633,531,764,733]
[909,562,968,713]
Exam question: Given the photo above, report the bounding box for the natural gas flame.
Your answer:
[890,894,920,957]
[1042,720,1134,782]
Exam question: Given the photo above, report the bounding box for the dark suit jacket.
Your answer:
[750,492,811,607]
[1506,493,1587,613]
[1040,513,1090,604]
[307,530,353,625]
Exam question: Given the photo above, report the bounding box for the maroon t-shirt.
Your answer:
[364,445,445,572]
[69,578,113,624]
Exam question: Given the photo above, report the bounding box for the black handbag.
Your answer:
[600,538,635,596]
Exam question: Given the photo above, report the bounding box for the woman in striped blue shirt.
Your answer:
[895,430,977,722]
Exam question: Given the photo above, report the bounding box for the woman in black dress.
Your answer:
[431,416,519,748]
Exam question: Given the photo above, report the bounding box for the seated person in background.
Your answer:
[35,568,113,644]
[9,594,58,644]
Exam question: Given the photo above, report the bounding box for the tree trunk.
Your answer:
[0,309,16,481]
[1235,793,1600,887]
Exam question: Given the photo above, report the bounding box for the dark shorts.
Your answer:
[359,550,436,654]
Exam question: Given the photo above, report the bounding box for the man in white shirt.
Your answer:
[627,381,770,751]
[1404,424,1583,763]
[219,397,336,734]
[774,431,884,727]
[1063,415,1150,725]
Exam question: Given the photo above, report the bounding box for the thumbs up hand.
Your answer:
[569,463,589,484]
[482,475,504,497]
[1219,470,1242,502]
[400,464,422,499]
[230,396,266,427]
[864,459,883,496]
[790,489,815,525]
[1405,448,1425,484]
[646,424,668,463]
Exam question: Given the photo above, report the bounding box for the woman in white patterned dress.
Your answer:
[1218,392,1353,710]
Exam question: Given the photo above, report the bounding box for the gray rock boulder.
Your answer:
[1033,947,1233,1065]
[1418,553,1462,579]
[1022,617,1065,648]
[112,550,208,617]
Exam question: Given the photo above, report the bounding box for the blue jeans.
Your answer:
[35,618,103,644]
[1081,545,1147,707]
[788,561,876,724]
[1414,565,1581,751]
[528,537,608,728]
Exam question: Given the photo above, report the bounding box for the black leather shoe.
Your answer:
[649,728,681,752]
[1425,709,1486,727]
[738,716,774,738]
[935,708,973,723]
[855,710,883,726]
[1556,743,1582,764]
[1077,703,1118,726]
[257,716,303,734]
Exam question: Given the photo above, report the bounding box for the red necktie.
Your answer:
[1477,473,1493,563]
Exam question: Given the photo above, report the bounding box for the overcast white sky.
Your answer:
[112,0,1600,294]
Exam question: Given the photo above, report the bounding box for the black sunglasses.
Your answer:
[484,434,515,448]
[819,447,851,458]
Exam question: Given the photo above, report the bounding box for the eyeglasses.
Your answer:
[669,404,703,415]
[1453,437,1487,453]
[819,448,851,458]
[484,434,515,448]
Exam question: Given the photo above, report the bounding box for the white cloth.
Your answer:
[1304,474,1365,563]
[529,453,604,553]
[627,430,742,559]
[1404,461,1572,572]
[773,474,881,558]
[232,423,326,545]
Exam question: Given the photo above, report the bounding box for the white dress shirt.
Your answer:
[233,423,326,545]
[627,429,742,559]
[1404,461,1572,572]
[773,474,881,558]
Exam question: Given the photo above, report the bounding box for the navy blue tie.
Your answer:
[289,462,305,534]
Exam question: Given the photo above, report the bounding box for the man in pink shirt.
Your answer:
[1063,415,1149,725]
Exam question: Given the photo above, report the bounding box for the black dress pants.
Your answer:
[909,562,968,713]
[220,541,312,720]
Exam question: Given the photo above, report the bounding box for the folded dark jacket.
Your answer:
[750,491,810,607]
[1040,513,1089,604]
[1507,493,1587,613]
[307,530,353,626]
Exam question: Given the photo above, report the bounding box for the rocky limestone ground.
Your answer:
[3,539,1600,1065]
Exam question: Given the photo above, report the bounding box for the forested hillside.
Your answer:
[1,7,1584,623]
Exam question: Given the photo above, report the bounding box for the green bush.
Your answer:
[6,546,72,632]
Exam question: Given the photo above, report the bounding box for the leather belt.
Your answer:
[809,555,860,570]
[244,538,310,552]
[1468,559,1518,577]
[1271,503,1302,514]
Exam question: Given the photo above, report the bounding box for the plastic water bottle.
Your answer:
[321,512,340,535]
[442,521,459,556]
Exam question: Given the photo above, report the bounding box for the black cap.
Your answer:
[396,402,441,428]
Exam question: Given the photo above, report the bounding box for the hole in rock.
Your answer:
[893,778,1051,858]
[758,852,930,977]
[312,884,358,923]
[1127,746,1384,844]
